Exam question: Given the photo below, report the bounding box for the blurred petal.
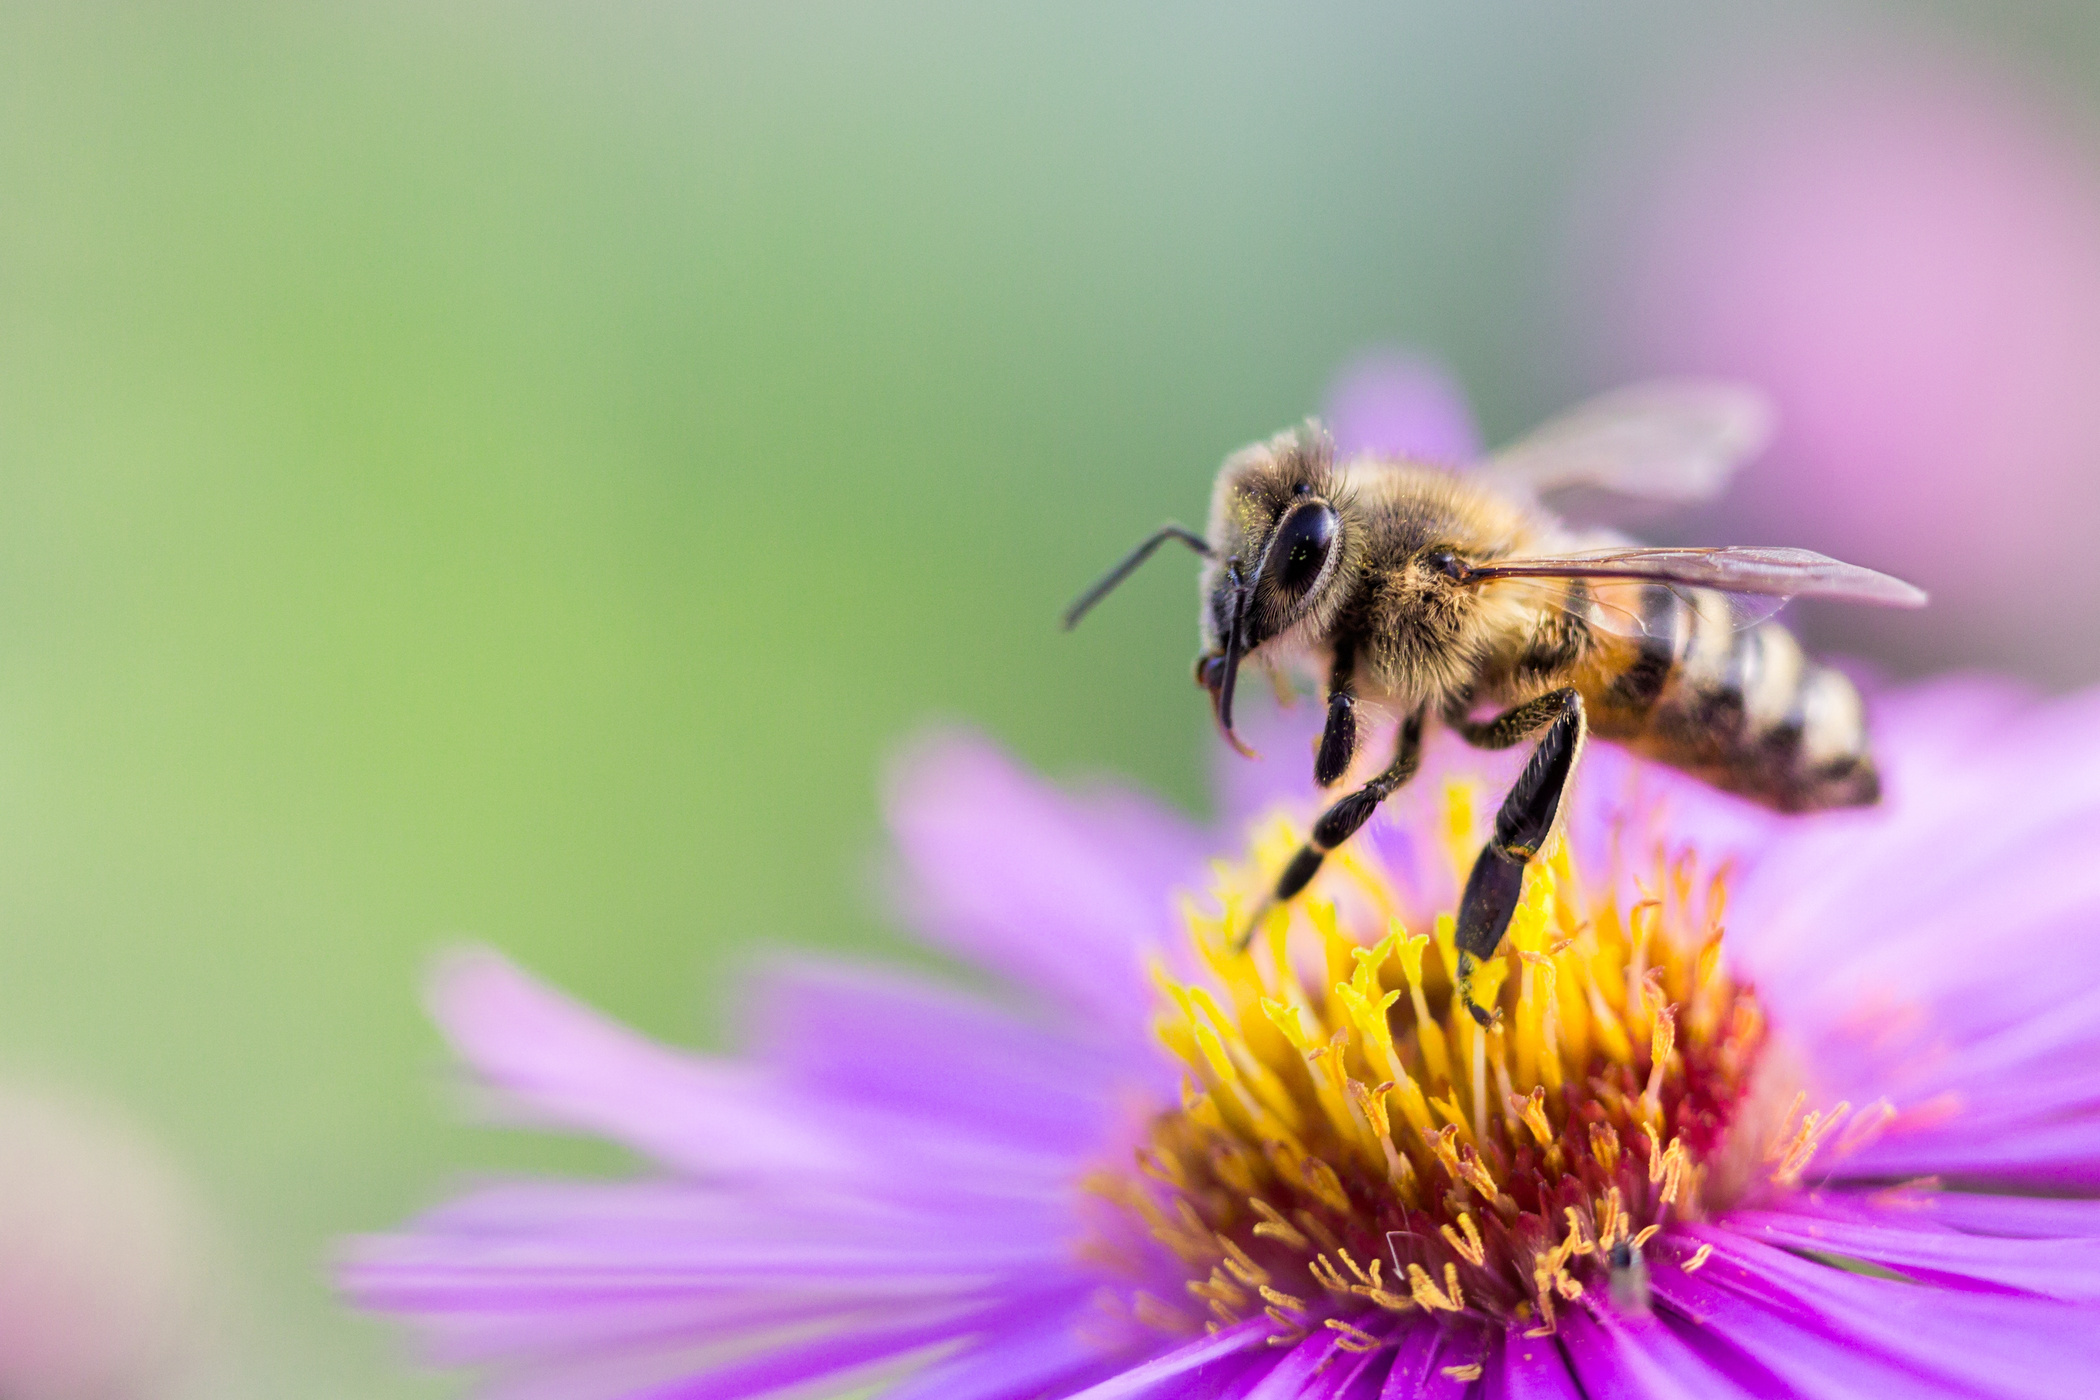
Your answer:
[0,1083,216,1400]
[885,730,1207,1027]
[745,958,1131,1150]
[878,1313,1126,1400]
[1063,1320,1273,1399]
[1324,351,1480,463]
[431,949,1089,1200]
[430,947,841,1179]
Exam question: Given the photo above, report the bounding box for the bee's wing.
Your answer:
[1468,545,1929,608]
[1484,576,1788,639]
[1478,380,1775,505]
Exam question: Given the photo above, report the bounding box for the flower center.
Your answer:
[1089,782,1836,1347]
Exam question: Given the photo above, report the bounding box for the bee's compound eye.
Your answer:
[1272,504,1338,595]
[1425,549,1469,581]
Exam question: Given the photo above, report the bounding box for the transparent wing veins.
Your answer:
[1464,545,1928,608]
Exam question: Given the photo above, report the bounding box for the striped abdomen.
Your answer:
[1576,584,1878,812]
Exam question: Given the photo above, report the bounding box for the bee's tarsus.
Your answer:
[1454,951,1504,1029]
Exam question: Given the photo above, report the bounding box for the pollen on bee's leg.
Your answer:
[1100,812,1804,1340]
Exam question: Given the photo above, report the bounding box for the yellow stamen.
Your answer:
[1408,1262,1467,1312]
[1439,1212,1486,1267]
[1103,784,1818,1341]
[1258,1285,1309,1315]
[1325,1317,1384,1353]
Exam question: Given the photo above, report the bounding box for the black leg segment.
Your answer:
[1315,693,1357,788]
[1235,707,1426,950]
[1314,643,1359,789]
[1447,687,1583,752]
[1453,688,1587,1024]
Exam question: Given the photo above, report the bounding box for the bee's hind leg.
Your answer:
[1234,706,1425,952]
[1450,688,1587,1026]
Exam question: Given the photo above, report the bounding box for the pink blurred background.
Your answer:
[1569,41,2100,684]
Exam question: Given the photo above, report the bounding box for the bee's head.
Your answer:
[1193,423,1360,753]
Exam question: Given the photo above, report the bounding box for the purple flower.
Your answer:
[343,671,2100,1398]
[345,367,2100,1397]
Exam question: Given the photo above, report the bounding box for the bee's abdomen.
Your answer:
[1585,585,1878,812]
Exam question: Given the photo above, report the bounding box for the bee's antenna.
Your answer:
[1061,524,1211,630]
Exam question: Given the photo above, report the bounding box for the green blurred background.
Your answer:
[1,3,2097,1394]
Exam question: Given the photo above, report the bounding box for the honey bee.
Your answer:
[1065,381,1927,1022]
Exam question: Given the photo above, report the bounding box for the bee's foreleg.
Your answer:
[1235,707,1425,951]
[1453,688,1587,1026]
[1314,644,1359,788]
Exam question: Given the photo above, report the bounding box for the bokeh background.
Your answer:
[2,3,2099,1395]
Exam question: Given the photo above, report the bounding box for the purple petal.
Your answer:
[426,951,1096,1205]
[885,731,1208,1028]
[1649,1253,1970,1399]
[1555,1308,1768,1400]
[1382,1317,1496,1398]
[1240,1331,1347,1399]
[427,948,841,1180]
[878,1311,1129,1400]
[1242,1327,1396,1399]
[1063,1319,1276,1399]
[1913,1191,2100,1239]
[1485,1326,1583,1400]
[1725,1205,2100,1301]
[619,1288,1092,1400]
[744,958,1131,1151]
[1324,351,1481,463]
[1839,1116,2100,1190]
[1666,1226,2100,1399]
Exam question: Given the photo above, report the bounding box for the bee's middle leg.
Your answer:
[1450,688,1587,1025]
[1234,707,1425,951]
